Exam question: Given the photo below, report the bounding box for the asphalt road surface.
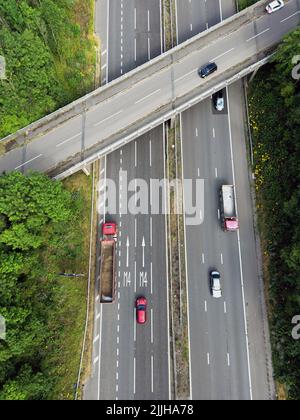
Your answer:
[177,0,273,399]
[1,0,299,174]
[84,0,169,400]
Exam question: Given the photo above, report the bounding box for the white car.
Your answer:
[266,0,284,14]
[210,270,222,299]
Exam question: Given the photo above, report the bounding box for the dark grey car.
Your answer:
[198,62,218,78]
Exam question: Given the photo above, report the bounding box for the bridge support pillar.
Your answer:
[170,116,176,129]
[249,67,260,83]
[82,165,91,176]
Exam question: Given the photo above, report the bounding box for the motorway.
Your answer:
[177,0,273,399]
[85,0,169,400]
[0,0,299,174]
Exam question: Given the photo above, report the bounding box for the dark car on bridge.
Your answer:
[198,62,218,78]
[136,296,147,324]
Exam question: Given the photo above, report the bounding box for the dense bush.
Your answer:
[0,172,85,399]
[0,0,95,138]
[249,28,300,399]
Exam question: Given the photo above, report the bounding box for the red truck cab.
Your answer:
[102,222,117,239]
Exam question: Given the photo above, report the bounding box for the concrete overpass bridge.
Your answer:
[0,0,299,177]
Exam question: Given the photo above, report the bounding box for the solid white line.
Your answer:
[97,304,103,400]
[160,0,163,53]
[210,48,235,63]
[94,110,123,127]
[14,154,43,170]
[246,28,270,43]
[151,355,154,393]
[280,11,300,23]
[151,262,153,294]
[148,37,151,61]
[133,357,136,394]
[175,0,179,45]
[134,261,137,293]
[106,0,110,84]
[151,308,154,343]
[180,113,193,399]
[135,89,161,105]
[134,309,136,342]
[226,87,253,400]
[163,122,172,400]
[219,0,223,22]
[56,132,81,148]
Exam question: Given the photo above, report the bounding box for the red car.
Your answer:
[136,296,147,324]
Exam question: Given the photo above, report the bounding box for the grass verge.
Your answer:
[44,171,93,400]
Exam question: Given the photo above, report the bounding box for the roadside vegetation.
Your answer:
[238,0,257,10]
[248,28,300,399]
[0,171,91,400]
[0,0,95,139]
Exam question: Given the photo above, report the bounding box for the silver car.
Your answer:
[210,270,222,298]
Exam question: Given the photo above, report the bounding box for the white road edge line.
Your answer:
[97,304,103,400]
[226,87,253,400]
[75,163,96,400]
[133,356,136,395]
[163,122,172,400]
[180,113,193,399]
